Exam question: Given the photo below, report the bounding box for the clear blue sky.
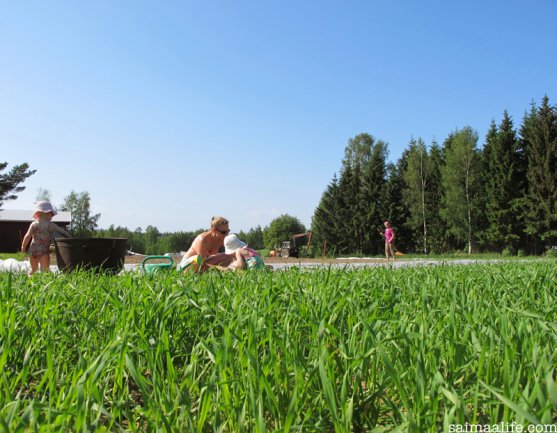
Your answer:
[1,1,555,233]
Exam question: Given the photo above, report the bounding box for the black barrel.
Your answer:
[55,238,128,274]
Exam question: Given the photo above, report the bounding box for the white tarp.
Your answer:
[0,259,30,273]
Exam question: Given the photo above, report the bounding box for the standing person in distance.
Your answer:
[21,201,71,276]
[383,220,396,264]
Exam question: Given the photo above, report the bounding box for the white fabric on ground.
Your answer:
[0,259,30,273]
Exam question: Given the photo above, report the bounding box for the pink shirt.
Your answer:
[385,227,395,243]
[244,247,259,257]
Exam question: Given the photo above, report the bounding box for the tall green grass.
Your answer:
[0,262,556,432]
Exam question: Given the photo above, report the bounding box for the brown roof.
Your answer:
[0,209,72,223]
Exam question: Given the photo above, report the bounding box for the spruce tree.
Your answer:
[337,164,358,254]
[522,96,557,252]
[384,155,412,253]
[313,133,389,256]
[311,175,343,255]
[477,121,498,251]
[426,142,446,252]
[361,139,388,254]
[483,111,523,252]
[336,133,388,255]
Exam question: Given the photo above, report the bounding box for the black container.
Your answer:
[55,238,128,274]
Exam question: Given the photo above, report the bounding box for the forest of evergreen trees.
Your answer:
[311,96,557,256]
[95,96,555,257]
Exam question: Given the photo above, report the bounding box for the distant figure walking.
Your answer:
[383,220,396,264]
[21,201,71,276]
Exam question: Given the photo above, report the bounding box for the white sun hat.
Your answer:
[224,234,247,254]
[33,201,57,219]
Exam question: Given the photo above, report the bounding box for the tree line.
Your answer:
[311,96,557,256]
[3,96,554,256]
[95,215,310,255]
[95,224,267,255]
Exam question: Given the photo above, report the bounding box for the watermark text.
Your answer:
[449,423,557,433]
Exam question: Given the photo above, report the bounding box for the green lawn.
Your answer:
[0,252,27,261]
[0,261,556,431]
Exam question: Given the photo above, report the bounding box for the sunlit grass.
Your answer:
[0,261,556,432]
[0,253,27,261]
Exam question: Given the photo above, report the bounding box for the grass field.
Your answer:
[0,253,27,261]
[1,261,556,432]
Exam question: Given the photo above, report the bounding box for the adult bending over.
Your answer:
[178,216,234,271]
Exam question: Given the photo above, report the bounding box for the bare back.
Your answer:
[184,230,224,258]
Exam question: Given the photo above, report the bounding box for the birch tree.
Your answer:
[403,138,430,254]
[60,191,100,237]
[440,127,482,254]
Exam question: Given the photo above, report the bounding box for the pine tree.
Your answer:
[0,162,36,207]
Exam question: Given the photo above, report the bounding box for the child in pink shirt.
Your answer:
[384,221,396,264]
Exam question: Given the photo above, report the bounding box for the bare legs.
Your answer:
[385,242,396,264]
[28,253,51,276]
[204,253,233,267]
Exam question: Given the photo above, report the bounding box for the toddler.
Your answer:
[21,201,71,275]
[224,234,266,271]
